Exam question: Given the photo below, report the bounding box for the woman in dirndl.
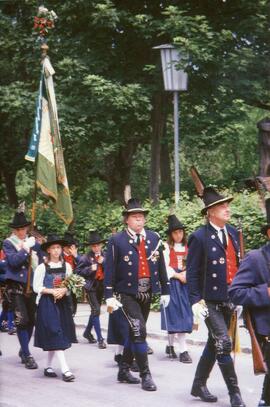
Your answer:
[33,234,77,382]
[161,215,193,363]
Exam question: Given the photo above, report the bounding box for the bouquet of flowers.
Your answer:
[60,273,85,299]
[33,6,58,37]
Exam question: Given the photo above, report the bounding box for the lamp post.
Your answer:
[153,44,188,204]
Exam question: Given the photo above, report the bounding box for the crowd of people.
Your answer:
[0,187,269,407]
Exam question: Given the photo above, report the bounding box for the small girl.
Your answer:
[161,215,193,363]
[33,234,77,381]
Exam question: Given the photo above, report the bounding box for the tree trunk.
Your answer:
[1,168,18,207]
[149,92,168,204]
[258,117,270,176]
[106,143,136,203]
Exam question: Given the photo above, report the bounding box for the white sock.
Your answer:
[46,350,55,370]
[177,333,187,353]
[115,345,124,355]
[168,333,175,346]
[56,350,71,375]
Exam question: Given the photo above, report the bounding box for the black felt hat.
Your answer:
[63,231,78,246]
[41,233,69,251]
[84,231,106,246]
[261,198,270,235]
[166,215,185,234]
[201,186,233,215]
[8,212,31,229]
[122,198,149,216]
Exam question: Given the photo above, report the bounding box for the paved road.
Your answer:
[0,324,263,407]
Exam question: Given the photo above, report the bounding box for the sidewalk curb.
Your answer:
[75,322,252,355]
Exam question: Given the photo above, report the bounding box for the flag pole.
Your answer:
[25,39,49,296]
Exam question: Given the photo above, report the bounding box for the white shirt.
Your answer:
[33,261,72,304]
[210,221,228,246]
[163,242,185,279]
[127,227,146,243]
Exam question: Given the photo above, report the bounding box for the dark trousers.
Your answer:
[203,301,234,362]
[258,335,270,402]
[119,293,151,343]
[87,280,104,317]
[7,282,36,329]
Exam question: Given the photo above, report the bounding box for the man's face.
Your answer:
[208,202,231,226]
[90,243,102,254]
[13,227,28,240]
[266,229,270,239]
[126,212,146,234]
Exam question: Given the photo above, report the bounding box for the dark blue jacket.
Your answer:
[76,250,105,291]
[3,239,41,285]
[104,229,170,299]
[187,223,239,305]
[229,243,270,336]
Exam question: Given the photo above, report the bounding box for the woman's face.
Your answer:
[171,229,184,244]
[47,244,62,259]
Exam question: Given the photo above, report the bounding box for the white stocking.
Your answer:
[46,350,55,370]
[177,333,187,353]
[115,345,124,355]
[168,333,175,346]
[56,350,71,375]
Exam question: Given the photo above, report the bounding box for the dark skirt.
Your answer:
[34,294,77,351]
[107,308,129,345]
[161,277,193,333]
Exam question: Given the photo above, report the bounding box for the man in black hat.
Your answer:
[76,231,107,349]
[229,198,270,407]
[3,209,41,369]
[186,187,245,407]
[104,198,170,391]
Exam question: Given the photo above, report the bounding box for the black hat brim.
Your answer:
[8,221,31,229]
[122,208,149,216]
[41,239,69,252]
[261,224,270,235]
[84,239,107,246]
[201,196,233,215]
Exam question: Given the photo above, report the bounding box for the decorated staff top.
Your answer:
[33,6,58,38]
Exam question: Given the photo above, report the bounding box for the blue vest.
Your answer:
[104,229,170,298]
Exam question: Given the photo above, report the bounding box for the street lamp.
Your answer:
[153,44,188,204]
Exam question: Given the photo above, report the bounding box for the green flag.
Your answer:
[26,57,73,225]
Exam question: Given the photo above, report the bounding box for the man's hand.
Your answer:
[160,295,170,308]
[192,300,209,320]
[106,297,122,313]
[23,236,36,252]
[97,256,104,264]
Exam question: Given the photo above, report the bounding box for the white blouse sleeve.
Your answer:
[65,262,73,277]
[163,243,176,280]
[33,263,46,304]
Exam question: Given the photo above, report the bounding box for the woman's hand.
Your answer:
[53,287,68,301]
[178,271,187,284]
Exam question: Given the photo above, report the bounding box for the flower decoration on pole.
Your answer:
[33,6,58,37]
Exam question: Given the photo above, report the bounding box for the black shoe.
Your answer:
[179,351,192,363]
[44,368,57,378]
[118,366,140,384]
[0,350,2,356]
[62,371,75,382]
[165,345,177,359]
[98,339,107,349]
[18,350,26,364]
[25,355,38,369]
[114,354,122,366]
[191,381,218,402]
[258,400,270,406]
[147,346,154,355]
[83,332,97,344]
[141,373,157,391]
[130,360,139,372]
[230,392,246,407]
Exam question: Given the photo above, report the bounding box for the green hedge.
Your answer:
[0,189,266,251]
